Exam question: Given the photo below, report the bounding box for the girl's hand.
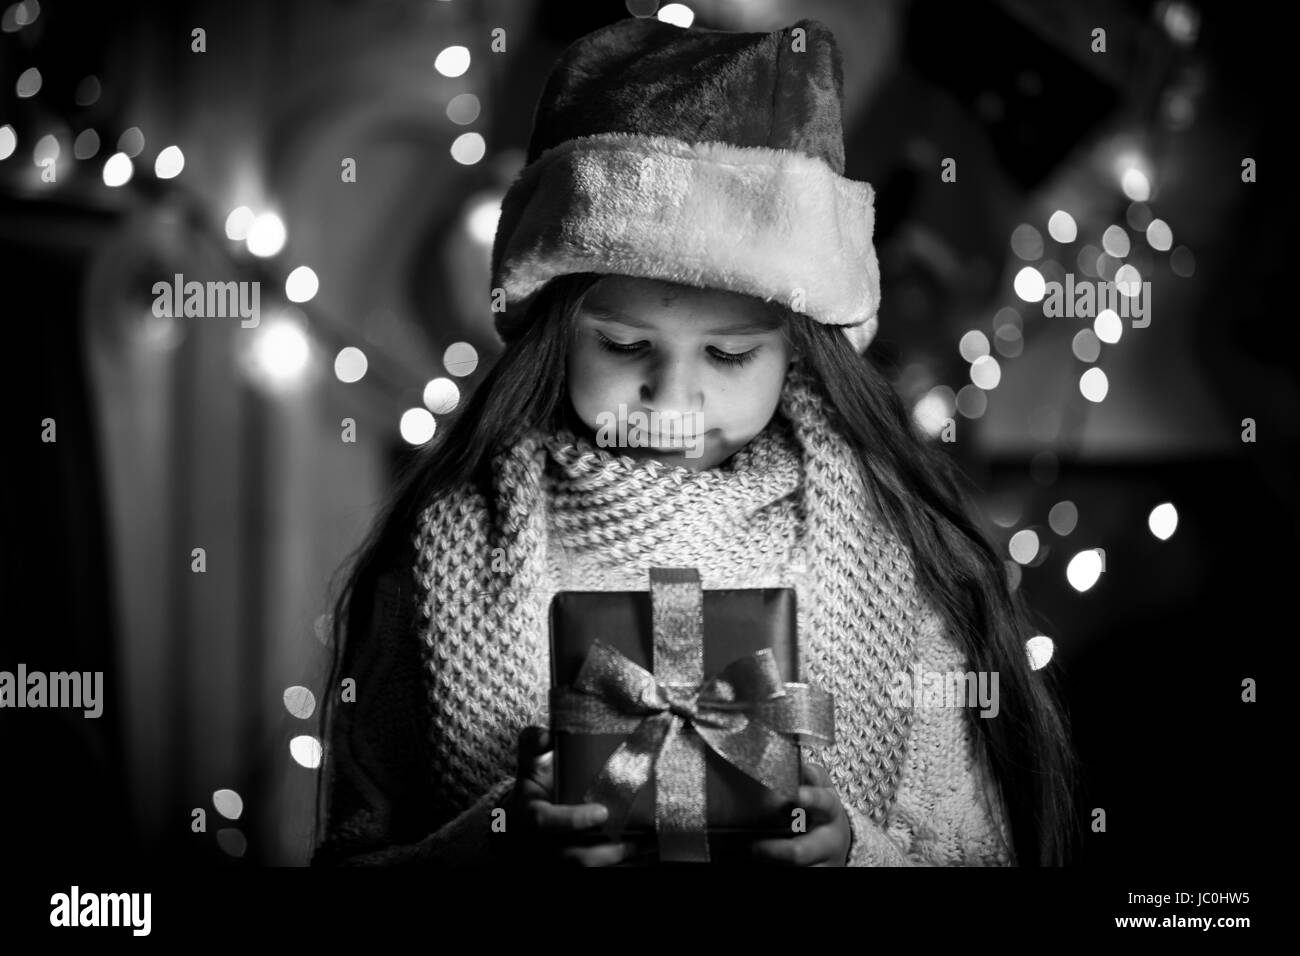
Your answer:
[506,726,646,866]
[751,763,852,866]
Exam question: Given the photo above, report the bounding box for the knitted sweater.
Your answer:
[315,368,1014,867]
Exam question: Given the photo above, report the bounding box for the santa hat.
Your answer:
[490,17,881,354]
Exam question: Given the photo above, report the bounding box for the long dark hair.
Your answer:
[314,272,1078,866]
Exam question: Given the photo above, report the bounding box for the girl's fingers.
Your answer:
[516,726,552,776]
[531,750,554,791]
[516,725,548,761]
[752,836,807,866]
[531,800,609,832]
[796,785,838,821]
[560,840,639,867]
[752,830,833,867]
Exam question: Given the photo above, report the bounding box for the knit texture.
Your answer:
[390,362,1014,865]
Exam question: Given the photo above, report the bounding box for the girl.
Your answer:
[313,17,1077,867]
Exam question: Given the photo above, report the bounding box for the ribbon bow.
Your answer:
[550,568,835,862]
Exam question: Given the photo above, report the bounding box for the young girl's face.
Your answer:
[566,275,794,472]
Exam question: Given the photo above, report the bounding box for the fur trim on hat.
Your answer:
[491,131,881,352]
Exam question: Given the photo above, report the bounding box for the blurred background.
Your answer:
[2,0,1293,868]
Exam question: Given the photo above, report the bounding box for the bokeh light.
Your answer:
[247,316,311,388]
[1121,167,1151,202]
[102,152,133,187]
[465,194,501,245]
[423,377,460,414]
[16,66,41,98]
[1048,501,1078,536]
[334,346,368,383]
[993,324,1023,358]
[1096,253,1118,281]
[213,788,243,821]
[217,828,247,858]
[959,330,990,362]
[0,124,15,160]
[1010,223,1044,260]
[289,735,322,769]
[992,306,1021,332]
[1077,244,1100,277]
[154,144,184,179]
[246,212,287,257]
[443,341,479,377]
[1072,328,1101,363]
[1066,549,1104,592]
[1009,529,1040,565]
[117,127,145,158]
[987,492,1023,529]
[912,385,955,437]
[434,45,470,78]
[1013,266,1045,302]
[955,384,987,419]
[73,128,99,160]
[446,92,481,125]
[1101,225,1131,258]
[1080,367,1109,402]
[1025,635,1055,671]
[1148,502,1179,540]
[33,132,59,164]
[285,265,319,303]
[1146,218,1173,251]
[1161,1,1200,46]
[400,408,437,445]
[74,74,100,106]
[658,3,695,27]
[1047,210,1077,243]
[1094,309,1123,344]
[451,132,485,165]
[2,1,40,32]
[970,355,1002,390]
[1115,263,1142,297]
[283,685,316,720]
[1126,202,1153,232]
[225,206,254,240]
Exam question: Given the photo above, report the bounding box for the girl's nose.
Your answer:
[640,355,703,413]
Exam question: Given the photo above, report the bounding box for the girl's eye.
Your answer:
[593,331,759,369]
[709,347,758,368]
[593,331,644,353]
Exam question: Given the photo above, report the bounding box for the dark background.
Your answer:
[2,0,1292,870]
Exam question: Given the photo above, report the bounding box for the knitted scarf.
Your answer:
[413,362,935,829]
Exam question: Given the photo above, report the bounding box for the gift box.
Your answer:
[548,567,835,864]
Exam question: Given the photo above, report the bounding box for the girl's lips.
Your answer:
[628,425,706,450]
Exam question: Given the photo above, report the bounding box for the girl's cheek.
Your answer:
[568,362,627,427]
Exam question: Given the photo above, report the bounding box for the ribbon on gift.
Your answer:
[549,567,835,862]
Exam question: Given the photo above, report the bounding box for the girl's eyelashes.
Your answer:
[592,330,759,368]
[592,330,643,353]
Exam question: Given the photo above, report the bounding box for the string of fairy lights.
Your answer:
[910,0,1203,674]
[2,0,514,858]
